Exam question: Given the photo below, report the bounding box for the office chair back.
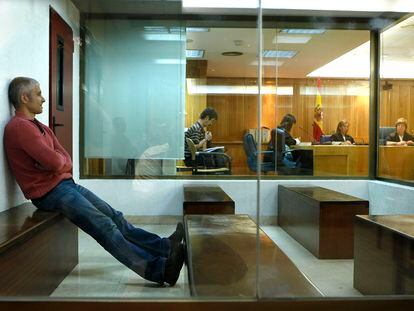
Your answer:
[243,133,274,173]
[379,127,395,145]
[186,137,231,175]
[185,137,197,161]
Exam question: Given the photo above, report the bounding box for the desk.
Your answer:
[354,214,414,295]
[293,145,368,176]
[278,186,369,259]
[379,146,414,181]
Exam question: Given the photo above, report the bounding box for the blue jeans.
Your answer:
[32,179,170,284]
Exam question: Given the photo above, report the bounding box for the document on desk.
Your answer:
[205,146,225,152]
[297,142,312,146]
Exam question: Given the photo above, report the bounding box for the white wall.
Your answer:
[79,179,370,220]
[368,180,414,215]
[0,0,79,212]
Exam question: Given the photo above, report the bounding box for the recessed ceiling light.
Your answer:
[222,51,243,56]
[279,29,326,34]
[273,35,312,44]
[186,49,204,58]
[234,40,244,46]
[186,27,210,32]
[262,50,297,58]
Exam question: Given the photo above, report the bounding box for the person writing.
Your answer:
[386,117,414,146]
[267,114,300,168]
[330,120,355,145]
[184,107,227,168]
[4,77,185,286]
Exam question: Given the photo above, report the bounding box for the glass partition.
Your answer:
[378,14,414,183]
[3,0,414,308]
[82,24,371,179]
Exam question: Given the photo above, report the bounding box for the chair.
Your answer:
[243,133,274,173]
[320,135,332,144]
[185,138,231,175]
[379,127,395,145]
[274,129,314,175]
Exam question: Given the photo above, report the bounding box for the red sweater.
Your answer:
[4,112,72,199]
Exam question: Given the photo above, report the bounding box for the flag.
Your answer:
[313,78,324,142]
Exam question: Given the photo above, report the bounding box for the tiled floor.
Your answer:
[51,224,361,298]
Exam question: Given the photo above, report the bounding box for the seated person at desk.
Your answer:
[330,120,355,145]
[386,117,414,146]
[184,107,227,168]
[267,114,300,168]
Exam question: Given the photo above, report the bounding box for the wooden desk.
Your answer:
[185,214,321,297]
[293,145,369,176]
[354,214,414,295]
[278,186,369,259]
[183,186,235,215]
[378,146,414,181]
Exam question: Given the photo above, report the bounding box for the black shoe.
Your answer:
[168,222,184,254]
[164,243,185,286]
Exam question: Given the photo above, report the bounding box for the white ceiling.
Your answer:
[187,15,414,79]
[187,28,370,78]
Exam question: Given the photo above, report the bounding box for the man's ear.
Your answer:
[20,93,29,104]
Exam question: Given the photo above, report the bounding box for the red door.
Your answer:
[49,8,73,160]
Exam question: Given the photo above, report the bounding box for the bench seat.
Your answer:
[185,214,321,297]
[0,203,78,296]
[183,185,235,215]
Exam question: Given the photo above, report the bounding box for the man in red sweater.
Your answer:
[4,77,185,286]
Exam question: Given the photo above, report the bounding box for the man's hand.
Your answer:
[205,131,212,141]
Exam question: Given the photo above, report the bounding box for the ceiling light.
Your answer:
[186,49,205,58]
[222,51,243,56]
[154,59,186,65]
[234,40,244,46]
[144,26,168,33]
[279,29,326,34]
[144,34,185,41]
[250,60,284,67]
[262,50,297,58]
[273,35,312,44]
[186,79,293,95]
[186,27,210,32]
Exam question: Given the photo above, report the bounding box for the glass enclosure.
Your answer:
[378,14,414,183]
[2,0,414,308]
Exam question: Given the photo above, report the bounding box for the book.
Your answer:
[204,146,225,153]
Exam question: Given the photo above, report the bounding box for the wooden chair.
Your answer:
[185,138,231,175]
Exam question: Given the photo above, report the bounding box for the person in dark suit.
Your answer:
[266,114,312,175]
[267,114,300,160]
[330,120,355,145]
[386,117,414,146]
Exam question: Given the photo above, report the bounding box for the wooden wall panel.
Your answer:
[379,80,414,136]
[202,78,372,144]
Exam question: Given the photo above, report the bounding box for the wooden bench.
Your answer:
[0,203,78,296]
[183,185,235,215]
[354,214,414,295]
[278,185,369,259]
[184,214,321,297]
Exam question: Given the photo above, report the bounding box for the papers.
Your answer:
[204,146,224,152]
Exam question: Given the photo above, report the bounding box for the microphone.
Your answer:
[298,126,316,143]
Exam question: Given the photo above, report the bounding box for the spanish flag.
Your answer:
[312,78,324,142]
